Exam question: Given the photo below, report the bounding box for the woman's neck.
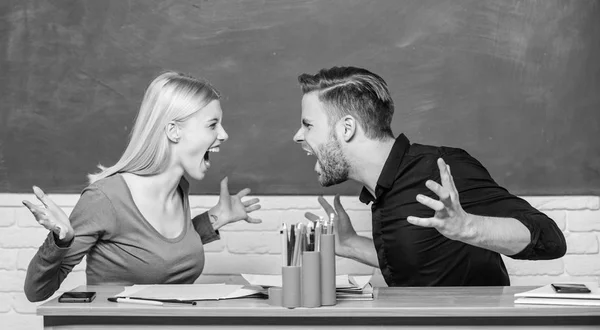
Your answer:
[123,170,182,205]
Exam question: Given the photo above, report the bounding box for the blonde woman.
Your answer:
[22,72,261,302]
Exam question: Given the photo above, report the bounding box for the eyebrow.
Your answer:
[207,117,219,123]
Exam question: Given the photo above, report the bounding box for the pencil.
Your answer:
[108,297,163,306]
[292,223,304,266]
[281,223,288,267]
[328,213,335,234]
[315,220,322,252]
[289,224,296,266]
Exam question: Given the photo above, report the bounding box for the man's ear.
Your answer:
[341,115,357,142]
[165,121,181,143]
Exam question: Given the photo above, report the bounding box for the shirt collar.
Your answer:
[359,134,410,204]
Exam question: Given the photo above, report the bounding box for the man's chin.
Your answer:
[318,180,334,187]
[318,174,347,187]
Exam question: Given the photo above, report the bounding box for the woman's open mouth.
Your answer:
[203,146,220,168]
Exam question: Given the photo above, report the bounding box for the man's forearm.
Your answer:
[339,235,379,268]
[461,214,531,256]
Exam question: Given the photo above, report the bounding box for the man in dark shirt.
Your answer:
[293,66,566,286]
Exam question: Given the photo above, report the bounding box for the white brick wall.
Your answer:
[0,193,599,328]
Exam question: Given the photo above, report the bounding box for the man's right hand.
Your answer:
[22,186,74,243]
[304,195,358,258]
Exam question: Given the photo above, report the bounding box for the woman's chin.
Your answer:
[186,168,207,181]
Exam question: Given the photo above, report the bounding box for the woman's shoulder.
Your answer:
[69,175,126,226]
[82,174,129,201]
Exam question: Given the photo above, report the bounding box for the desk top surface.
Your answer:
[37,285,600,318]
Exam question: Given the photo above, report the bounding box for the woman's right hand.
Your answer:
[22,186,74,243]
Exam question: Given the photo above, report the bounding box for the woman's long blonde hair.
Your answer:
[88,71,220,183]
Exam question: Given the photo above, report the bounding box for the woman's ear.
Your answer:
[165,121,181,143]
[341,115,357,142]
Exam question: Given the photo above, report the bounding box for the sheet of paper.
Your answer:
[240,274,282,287]
[115,284,262,301]
[351,275,373,290]
[337,283,374,300]
[221,285,267,300]
[514,282,600,300]
[515,297,600,306]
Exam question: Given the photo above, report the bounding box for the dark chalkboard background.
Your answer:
[1,0,599,195]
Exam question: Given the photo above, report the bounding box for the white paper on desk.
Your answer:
[116,284,265,301]
[337,283,374,301]
[349,276,372,290]
[242,274,372,290]
[514,282,600,300]
[515,297,600,306]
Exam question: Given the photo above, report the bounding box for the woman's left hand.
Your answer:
[209,177,261,229]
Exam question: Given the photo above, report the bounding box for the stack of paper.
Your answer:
[241,274,374,300]
[514,283,600,306]
[116,283,266,302]
[335,275,374,301]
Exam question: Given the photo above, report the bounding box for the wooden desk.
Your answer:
[38,285,600,329]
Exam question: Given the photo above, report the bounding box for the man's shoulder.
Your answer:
[403,141,494,184]
[394,142,485,183]
[405,142,481,166]
[407,142,470,158]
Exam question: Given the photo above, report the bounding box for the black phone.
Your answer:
[58,291,97,303]
[551,283,591,294]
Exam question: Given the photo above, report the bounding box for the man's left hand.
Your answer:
[407,158,472,241]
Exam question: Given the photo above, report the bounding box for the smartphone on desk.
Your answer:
[58,291,97,303]
[551,283,591,294]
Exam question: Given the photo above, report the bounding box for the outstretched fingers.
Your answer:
[245,216,262,224]
[245,204,261,213]
[219,177,230,199]
[317,195,335,217]
[424,180,452,207]
[22,200,47,220]
[416,194,445,211]
[32,186,50,207]
[407,216,444,229]
[304,212,320,223]
[333,195,348,217]
[236,188,251,199]
[22,199,63,236]
[242,197,259,207]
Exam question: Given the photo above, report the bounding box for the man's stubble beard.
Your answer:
[317,132,351,187]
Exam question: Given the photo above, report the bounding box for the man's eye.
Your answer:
[209,124,217,129]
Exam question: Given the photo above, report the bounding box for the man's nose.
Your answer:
[293,128,304,143]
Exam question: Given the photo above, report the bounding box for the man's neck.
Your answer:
[348,136,396,196]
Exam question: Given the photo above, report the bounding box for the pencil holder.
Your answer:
[267,287,283,307]
[301,251,321,308]
[282,266,301,308]
[320,234,337,306]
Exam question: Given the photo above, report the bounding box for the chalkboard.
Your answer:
[1,0,599,195]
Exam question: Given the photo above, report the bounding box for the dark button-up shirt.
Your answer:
[360,134,566,286]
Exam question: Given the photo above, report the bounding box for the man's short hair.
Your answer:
[298,66,394,140]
